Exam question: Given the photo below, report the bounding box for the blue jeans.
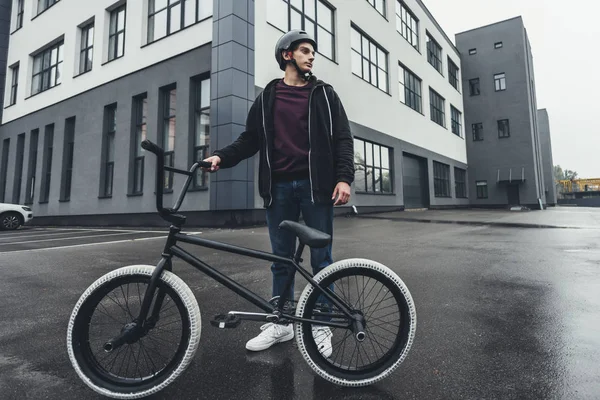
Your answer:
[266,179,333,302]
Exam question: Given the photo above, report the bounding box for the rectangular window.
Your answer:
[469,48,476,55]
[40,124,54,203]
[9,65,19,106]
[498,119,510,138]
[108,4,126,61]
[429,88,445,127]
[101,104,117,197]
[494,73,506,91]
[12,134,25,204]
[448,58,459,91]
[267,0,335,61]
[16,0,24,30]
[367,0,385,17]
[31,40,64,95]
[353,137,393,194]
[130,94,147,195]
[0,139,9,203]
[395,0,419,50]
[192,78,210,188]
[476,181,488,199]
[161,85,177,191]
[351,26,388,93]
[398,64,422,113]
[469,78,480,96]
[495,41,503,49]
[25,129,39,205]
[80,22,94,74]
[426,32,442,74]
[433,161,450,197]
[454,167,467,198]
[37,0,59,15]
[472,123,483,141]
[60,117,75,202]
[148,0,209,42]
[450,105,462,137]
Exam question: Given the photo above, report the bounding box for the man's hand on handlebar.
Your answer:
[202,155,221,172]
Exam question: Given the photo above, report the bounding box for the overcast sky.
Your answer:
[424,0,599,179]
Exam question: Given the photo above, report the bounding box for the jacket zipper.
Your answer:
[308,85,318,204]
[261,91,272,207]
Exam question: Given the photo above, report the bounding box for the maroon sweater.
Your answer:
[271,79,312,181]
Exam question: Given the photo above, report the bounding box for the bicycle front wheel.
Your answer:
[295,258,416,387]
[66,265,201,399]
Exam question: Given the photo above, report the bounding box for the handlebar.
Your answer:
[141,139,213,225]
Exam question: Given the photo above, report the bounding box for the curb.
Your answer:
[355,215,577,229]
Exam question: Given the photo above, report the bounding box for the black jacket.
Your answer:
[213,76,354,208]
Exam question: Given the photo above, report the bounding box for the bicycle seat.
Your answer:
[278,220,331,248]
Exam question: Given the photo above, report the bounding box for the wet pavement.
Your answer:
[0,208,599,399]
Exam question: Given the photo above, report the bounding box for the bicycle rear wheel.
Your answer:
[67,265,201,399]
[295,258,416,386]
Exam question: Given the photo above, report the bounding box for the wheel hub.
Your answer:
[3,215,19,229]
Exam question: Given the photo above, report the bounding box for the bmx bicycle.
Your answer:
[66,140,417,399]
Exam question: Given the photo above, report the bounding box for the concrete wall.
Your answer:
[537,109,557,205]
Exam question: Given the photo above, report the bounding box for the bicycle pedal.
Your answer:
[210,314,241,329]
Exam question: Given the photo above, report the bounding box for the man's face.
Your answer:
[284,42,315,73]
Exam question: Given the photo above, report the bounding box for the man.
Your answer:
[203,30,354,354]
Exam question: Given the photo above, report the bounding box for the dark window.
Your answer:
[9,65,18,106]
[40,124,54,203]
[161,85,177,191]
[494,41,503,49]
[468,48,476,55]
[353,137,393,194]
[433,161,450,197]
[61,117,75,202]
[16,0,24,30]
[131,94,147,194]
[429,88,445,127]
[268,0,335,61]
[12,134,25,204]
[454,167,467,198]
[80,22,94,74]
[0,139,9,203]
[101,104,117,197]
[472,123,483,141]
[37,0,59,15]
[398,63,421,113]
[32,40,64,95]
[448,58,459,90]
[148,0,210,42]
[25,129,39,205]
[426,32,442,74]
[450,105,462,137]
[351,26,388,92]
[498,119,510,138]
[367,0,385,17]
[469,78,480,96]
[395,0,419,50]
[476,181,488,199]
[494,73,506,91]
[192,78,210,188]
[108,4,126,61]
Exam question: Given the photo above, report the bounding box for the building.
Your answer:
[456,16,549,209]
[537,108,556,206]
[0,0,469,227]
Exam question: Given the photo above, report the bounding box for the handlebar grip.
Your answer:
[141,140,163,154]
[198,161,213,169]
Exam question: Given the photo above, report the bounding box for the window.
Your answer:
[9,65,18,106]
[398,63,421,113]
[161,85,177,191]
[367,0,385,17]
[494,41,503,49]
[13,134,25,204]
[80,22,94,74]
[60,117,75,202]
[40,124,54,203]
[101,104,117,197]
[454,167,467,198]
[31,40,64,95]
[472,123,483,141]
[353,138,393,194]
[494,73,506,91]
[267,0,335,61]
[469,78,480,96]
[131,94,147,194]
[108,4,126,61]
[426,33,442,74]
[498,119,510,138]
[468,48,476,55]
[37,0,59,15]
[433,161,450,197]
[25,129,39,205]
[476,181,488,199]
[429,88,445,127]
[148,0,210,42]
[15,0,24,30]
[450,106,462,137]
[0,139,9,203]
[448,58,459,90]
[395,1,418,50]
[191,78,210,188]
[351,26,388,92]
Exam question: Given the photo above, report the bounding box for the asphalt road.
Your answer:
[0,212,599,399]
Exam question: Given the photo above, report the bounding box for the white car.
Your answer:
[0,203,34,230]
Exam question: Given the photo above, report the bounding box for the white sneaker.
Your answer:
[245,323,294,352]
[312,326,333,358]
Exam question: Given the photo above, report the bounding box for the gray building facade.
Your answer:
[537,108,557,205]
[0,0,12,121]
[456,17,548,209]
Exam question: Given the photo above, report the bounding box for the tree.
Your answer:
[554,165,578,181]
